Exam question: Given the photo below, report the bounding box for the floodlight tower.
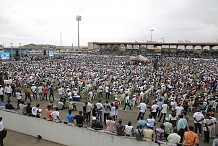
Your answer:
[150,29,154,42]
[76,15,82,49]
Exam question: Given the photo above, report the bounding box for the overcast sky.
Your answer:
[0,0,218,47]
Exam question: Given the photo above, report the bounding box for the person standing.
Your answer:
[49,85,54,101]
[164,118,173,138]
[158,101,168,122]
[193,108,204,136]
[110,103,116,121]
[203,113,213,143]
[123,94,131,110]
[4,84,12,100]
[150,101,158,119]
[105,85,110,99]
[31,84,37,100]
[96,100,103,123]
[15,88,22,108]
[177,115,188,143]
[0,85,4,102]
[137,100,146,120]
[43,85,48,101]
[104,101,110,125]
[85,102,92,123]
[183,126,199,146]
[37,84,43,101]
[24,86,32,102]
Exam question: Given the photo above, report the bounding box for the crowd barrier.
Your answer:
[0,110,161,146]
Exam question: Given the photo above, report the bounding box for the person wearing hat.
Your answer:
[164,117,173,138]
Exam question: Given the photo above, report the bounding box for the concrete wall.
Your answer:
[0,110,160,146]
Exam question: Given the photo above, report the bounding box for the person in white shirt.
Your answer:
[167,128,181,146]
[4,84,12,99]
[96,100,103,123]
[150,101,159,119]
[57,86,63,99]
[193,108,204,135]
[105,85,110,99]
[158,101,168,122]
[110,103,116,120]
[16,89,22,108]
[31,84,37,100]
[67,90,73,101]
[85,102,92,122]
[175,104,184,116]
[123,94,131,110]
[37,85,43,100]
[98,85,103,99]
[32,104,40,117]
[51,107,61,123]
[0,85,4,102]
[137,100,147,120]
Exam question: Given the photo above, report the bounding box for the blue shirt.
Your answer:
[137,120,146,127]
[66,114,74,123]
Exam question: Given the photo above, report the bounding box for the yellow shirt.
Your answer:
[143,128,153,142]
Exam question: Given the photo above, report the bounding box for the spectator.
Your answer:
[155,124,166,143]
[103,101,110,125]
[168,109,177,128]
[146,114,156,129]
[158,101,168,122]
[18,100,27,115]
[177,114,187,143]
[74,111,85,127]
[45,105,53,121]
[137,115,146,128]
[91,117,103,130]
[164,118,173,138]
[116,119,125,136]
[26,102,32,116]
[167,128,181,146]
[203,113,213,143]
[150,101,158,119]
[143,125,154,142]
[0,117,7,146]
[15,88,22,108]
[193,108,204,136]
[183,126,199,146]
[5,100,15,110]
[106,116,116,133]
[66,110,75,125]
[124,121,134,136]
[32,104,41,118]
[51,107,61,123]
[135,125,144,141]
[0,85,4,102]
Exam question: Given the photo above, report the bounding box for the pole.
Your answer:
[11,43,13,61]
[78,20,80,49]
[150,29,154,42]
[19,43,22,60]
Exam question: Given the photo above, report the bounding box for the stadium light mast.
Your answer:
[150,29,154,42]
[19,43,22,59]
[11,43,13,60]
[76,15,82,49]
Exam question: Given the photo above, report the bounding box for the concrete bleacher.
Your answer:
[0,110,162,146]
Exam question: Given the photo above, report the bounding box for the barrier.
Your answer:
[0,110,160,146]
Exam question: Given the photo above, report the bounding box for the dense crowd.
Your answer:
[0,55,218,146]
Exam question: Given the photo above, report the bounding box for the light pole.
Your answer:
[150,29,154,42]
[76,15,82,49]
[11,43,13,60]
[19,43,22,60]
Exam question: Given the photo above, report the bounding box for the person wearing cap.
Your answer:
[164,118,173,138]
[91,116,103,130]
[193,108,204,136]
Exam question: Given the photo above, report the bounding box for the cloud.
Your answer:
[0,0,218,46]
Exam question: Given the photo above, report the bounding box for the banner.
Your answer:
[0,52,10,59]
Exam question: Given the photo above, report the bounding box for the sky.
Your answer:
[0,0,218,47]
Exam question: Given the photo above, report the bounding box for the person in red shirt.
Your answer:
[43,85,48,101]
[183,125,199,146]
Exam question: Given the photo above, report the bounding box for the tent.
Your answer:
[130,55,149,62]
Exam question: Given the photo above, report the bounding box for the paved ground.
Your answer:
[4,130,64,146]
[2,96,216,146]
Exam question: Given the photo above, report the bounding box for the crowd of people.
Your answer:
[0,54,218,146]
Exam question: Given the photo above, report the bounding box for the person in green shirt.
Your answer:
[164,118,173,138]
